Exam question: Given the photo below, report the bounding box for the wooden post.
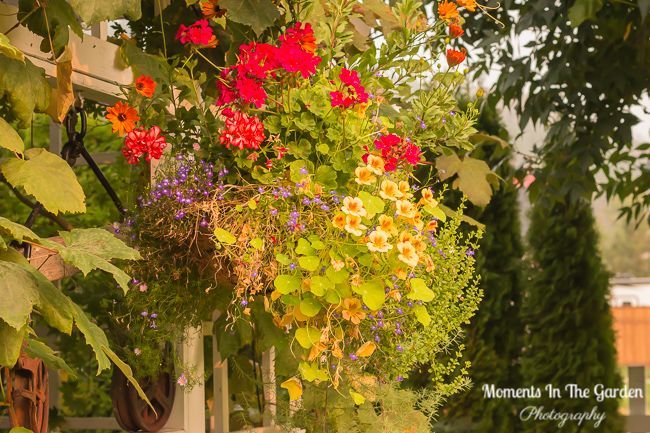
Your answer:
[262,349,276,427]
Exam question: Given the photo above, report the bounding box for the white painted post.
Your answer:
[165,326,206,433]
[262,349,276,427]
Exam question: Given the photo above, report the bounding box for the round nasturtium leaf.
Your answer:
[274,275,301,294]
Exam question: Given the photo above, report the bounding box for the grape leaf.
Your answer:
[0,261,39,329]
[120,41,171,84]
[0,216,41,243]
[568,0,604,27]
[0,320,26,366]
[435,154,462,181]
[55,228,141,292]
[0,117,25,153]
[0,57,51,128]
[67,0,141,24]
[70,302,111,373]
[0,247,74,334]
[25,338,77,377]
[220,0,280,35]
[453,157,493,207]
[0,33,24,62]
[1,148,85,214]
[18,0,83,54]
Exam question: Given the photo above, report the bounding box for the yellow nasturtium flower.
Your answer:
[378,215,398,236]
[341,297,366,324]
[366,230,392,253]
[332,213,346,230]
[345,214,367,236]
[379,180,402,201]
[397,241,420,267]
[342,196,367,217]
[366,154,385,175]
[355,166,376,185]
[395,200,417,219]
[398,181,413,198]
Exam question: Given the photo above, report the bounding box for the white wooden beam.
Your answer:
[0,3,132,105]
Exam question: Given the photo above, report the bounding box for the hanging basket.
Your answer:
[110,368,176,432]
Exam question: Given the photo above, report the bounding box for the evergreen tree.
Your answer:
[441,107,525,432]
[520,156,623,433]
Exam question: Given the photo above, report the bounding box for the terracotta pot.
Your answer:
[3,353,49,433]
[110,368,176,432]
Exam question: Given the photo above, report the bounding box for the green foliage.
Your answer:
[0,117,25,153]
[1,148,86,214]
[67,0,141,25]
[441,106,525,433]
[219,0,280,35]
[0,57,50,128]
[521,193,623,432]
[18,0,83,54]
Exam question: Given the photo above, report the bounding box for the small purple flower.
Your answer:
[349,354,358,361]
[177,373,188,387]
[374,335,380,343]
[150,313,158,319]
[396,308,403,315]
[466,248,475,257]
[289,263,297,271]
[299,167,309,175]
[200,220,209,228]
[241,299,249,306]
[396,375,404,382]
[270,209,278,216]
[141,311,148,317]
[396,345,403,352]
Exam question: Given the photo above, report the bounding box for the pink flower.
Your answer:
[237,42,279,79]
[219,111,265,150]
[276,43,321,78]
[176,20,214,45]
[330,68,368,108]
[177,373,188,387]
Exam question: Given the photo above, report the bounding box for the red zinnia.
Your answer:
[122,126,168,164]
[330,68,369,108]
[449,24,464,38]
[135,75,156,98]
[219,111,265,150]
[446,48,467,67]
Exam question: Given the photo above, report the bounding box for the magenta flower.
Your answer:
[176,20,214,46]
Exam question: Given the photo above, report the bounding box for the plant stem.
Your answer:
[156,0,168,58]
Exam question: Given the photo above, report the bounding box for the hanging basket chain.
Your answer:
[62,105,126,217]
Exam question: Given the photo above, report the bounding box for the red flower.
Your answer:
[330,68,369,108]
[122,126,168,164]
[235,76,267,108]
[446,48,467,67]
[219,111,265,150]
[279,22,317,54]
[277,43,321,78]
[176,19,215,46]
[365,134,421,171]
[135,75,156,98]
[449,24,464,38]
[238,42,278,79]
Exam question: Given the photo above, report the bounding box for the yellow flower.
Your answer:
[366,230,393,253]
[399,231,414,244]
[419,188,438,206]
[345,214,367,236]
[411,235,427,252]
[409,212,424,231]
[366,155,385,175]
[426,220,438,232]
[355,166,376,185]
[342,196,367,217]
[395,200,417,219]
[341,297,366,324]
[398,181,413,198]
[379,180,402,201]
[332,213,346,230]
[395,267,408,280]
[397,241,420,267]
[457,0,477,12]
[424,254,435,272]
[378,215,398,236]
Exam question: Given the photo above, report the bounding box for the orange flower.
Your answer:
[457,0,477,12]
[200,0,226,19]
[332,213,347,230]
[438,1,459,23]
[446,48,467,67]
[449,23,464,38]
[135,75,156,98]
[341,298,366,324]
[106,101,139,136]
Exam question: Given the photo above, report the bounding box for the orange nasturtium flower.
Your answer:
[135,75,156,98]
[200,0,226,19]
[437,1,459,23]
[341,298,366,324]
[106,101,139,136]
[446,48,467,67]
[457,0,478,12]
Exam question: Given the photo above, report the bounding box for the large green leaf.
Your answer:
[353,280,385,311]
[18,0,83,54]
[0,117,25,153]
[67,0,141,24]
[0,261,39,329]
[70,303,111,373]
[220,0,280,35]
[452,157,493,207]
[1,148,85,214]
[0,216,41,243]
[0,57,51,128]
[120,41,171,84]
[54,228,140,292]
[9,427,33,433]
[0,248,74,334]
[103,345,154,412]
[568,0,604,27]
[0,320,26,366]
[0,33,24,62]
[25,338,76,377]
